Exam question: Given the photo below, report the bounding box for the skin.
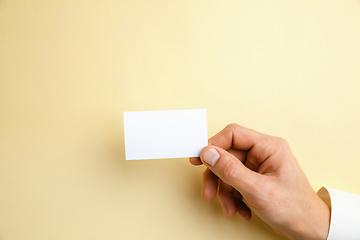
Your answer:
[189,124,330,240]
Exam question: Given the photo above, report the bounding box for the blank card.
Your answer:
[123,109,208,160]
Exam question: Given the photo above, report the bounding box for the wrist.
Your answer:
[287,193,330,240]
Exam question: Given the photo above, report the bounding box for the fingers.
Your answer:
[202,168,218,201]
[235,198,252,221]
[246,136,291,174]
[189,157,202,165]
[203,168,251,221]
[218,181,237,219]
[217,181,252,221]
[190,123,254,166]
[208,123,265,151]
[200,145,258,196]
[226,148,247,163]
[208,124,285,173]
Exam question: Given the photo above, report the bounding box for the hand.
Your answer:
[190,124,330,240]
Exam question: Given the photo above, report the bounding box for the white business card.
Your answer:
[123,109,208,160]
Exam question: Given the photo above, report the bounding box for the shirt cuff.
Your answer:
[317,187,360,240]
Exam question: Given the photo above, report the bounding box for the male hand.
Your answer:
[190,124,330,240]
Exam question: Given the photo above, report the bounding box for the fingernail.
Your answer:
[221,204,228,217]
[202,148,220,167]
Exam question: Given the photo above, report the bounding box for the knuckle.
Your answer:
[274,137,289,148]
[225,123,239,130]
[279,137,289,146]
[263,183,276,199]
[222,161,238,181]
[279,138,291,151]
[260,137,274,153]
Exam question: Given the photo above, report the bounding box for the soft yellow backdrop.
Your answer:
[1,1,360,239]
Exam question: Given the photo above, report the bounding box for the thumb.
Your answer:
[200,146,257,194]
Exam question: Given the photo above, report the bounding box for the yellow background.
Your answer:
[1,1,360,239]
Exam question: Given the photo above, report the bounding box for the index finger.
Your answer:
[189,157,202,165]
[209,123,265,151]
